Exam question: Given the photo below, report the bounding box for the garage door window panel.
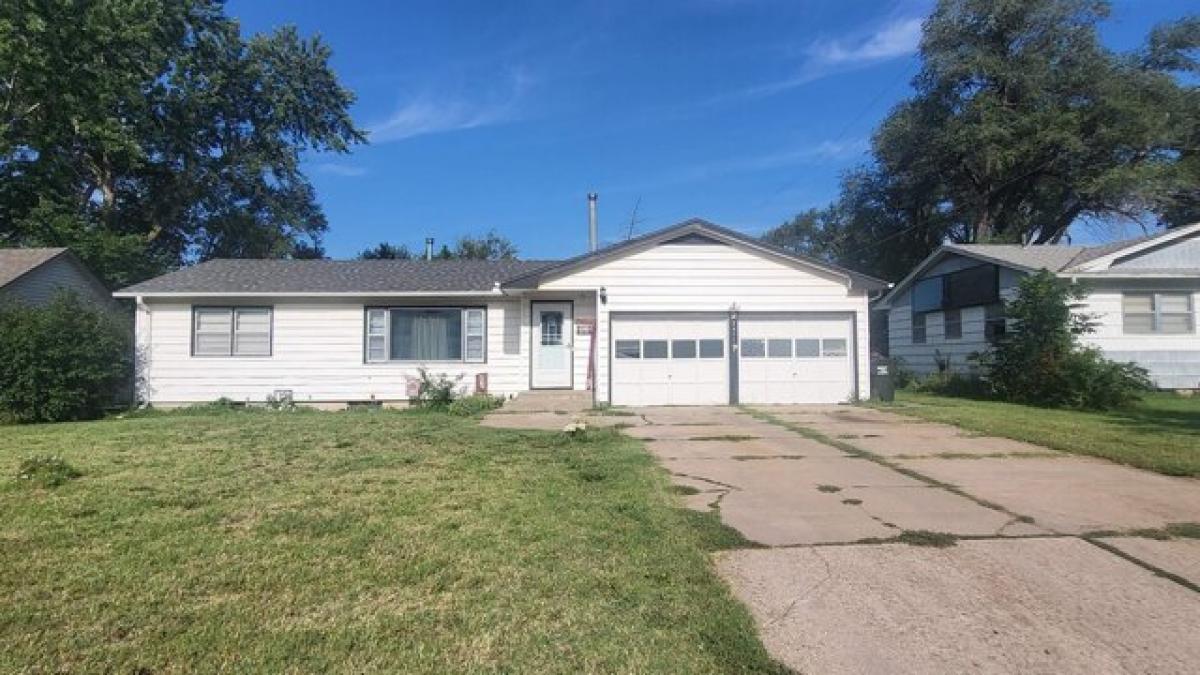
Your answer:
[768,339,792,358]
[699,339,724,358]
[822,339,847,357]
[671,340,697,358]
[794,339,820,358]
[615,340,641,359]
[643,340,668,359]
[741,339,765,358]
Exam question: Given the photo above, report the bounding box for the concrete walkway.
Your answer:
[483,401,1200,673]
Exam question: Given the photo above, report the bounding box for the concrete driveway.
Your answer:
[631,404,1200,674]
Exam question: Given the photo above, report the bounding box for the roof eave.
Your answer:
[113,289,507,299]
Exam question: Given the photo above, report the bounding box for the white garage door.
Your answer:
[738,314,854,404]
[611,313,728,406]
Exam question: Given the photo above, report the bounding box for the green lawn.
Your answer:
[873,392,1200,477]
[0,407,782,674]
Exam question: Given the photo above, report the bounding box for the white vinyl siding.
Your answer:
[539,240,871,403]
[1076,282,1200,389]
[192,307,272,357]
[139,298,528,404]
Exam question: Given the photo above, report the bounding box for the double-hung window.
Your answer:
[943,308,963,340]
[1123,292,1194,334]
[366,307,486,363]
[912,311,927,344]
[192,307,272,357]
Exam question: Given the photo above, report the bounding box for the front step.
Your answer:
[500,390,593,413]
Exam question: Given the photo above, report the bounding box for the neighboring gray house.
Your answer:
[0,247,115,309]
[876,222,1200,390]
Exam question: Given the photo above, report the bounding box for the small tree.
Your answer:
[0,292,132,423]
[977,271,1150,409]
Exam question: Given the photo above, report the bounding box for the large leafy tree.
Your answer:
[358,232,519,261]
[766,0,1199,279]
[0,0,365,287]
[905,0,1198,244]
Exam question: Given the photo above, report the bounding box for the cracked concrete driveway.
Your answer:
[634,404,1200,674]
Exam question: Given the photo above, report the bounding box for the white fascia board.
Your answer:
[112,290,506,299]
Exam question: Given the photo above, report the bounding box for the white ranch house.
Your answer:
[115,219,888,408]
[877,222,1200,390]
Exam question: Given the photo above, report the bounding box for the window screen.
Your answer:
[193,307,271,357]
[1124,292,1194,334]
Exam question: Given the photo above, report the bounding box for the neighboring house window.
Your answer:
[943,308,962,340]
[912,312,927,344]
[192,307,272,357]
[1123,292,1195,334]
[365,307,486,362]
[984,304,1006,344]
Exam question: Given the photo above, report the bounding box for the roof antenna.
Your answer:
[588,192,598,252]
[626,196,643,240]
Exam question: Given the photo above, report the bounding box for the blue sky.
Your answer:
[227,0,1189,259]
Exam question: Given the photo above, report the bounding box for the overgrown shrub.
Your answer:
[975,271,1150,410]
[16,455,82,488]
[413,368,464,408]
[0,292,131,423]
[447,394,504,417]
[912,371,991,399]
[891,359,918,389]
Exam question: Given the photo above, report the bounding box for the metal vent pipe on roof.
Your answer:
[425,237,434,260]
[587,192,598,252]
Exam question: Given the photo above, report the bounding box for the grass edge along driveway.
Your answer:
[0,407,787,674]
[869,392,1200,477]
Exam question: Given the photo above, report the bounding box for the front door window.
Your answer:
[540,312,563,345]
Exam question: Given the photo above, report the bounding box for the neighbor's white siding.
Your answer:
[3,255,113,309]
[136,296,529,404]
[539,241,872,403]
[1074,279,1200,389]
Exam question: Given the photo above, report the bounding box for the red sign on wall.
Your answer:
[576,318,595,335]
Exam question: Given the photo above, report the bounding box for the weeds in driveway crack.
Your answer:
[742,407,1041,528]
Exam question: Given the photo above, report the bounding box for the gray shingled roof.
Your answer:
[943,244,1087,272]
[117,219,891,295]
[0,248,68,288]
[117,258,557,295]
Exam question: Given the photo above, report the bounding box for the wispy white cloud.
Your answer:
[312,162,368,177]
[727,16,923,100]
[809,17,923,66]
[368,68,534,143]
[608,138,868,193]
